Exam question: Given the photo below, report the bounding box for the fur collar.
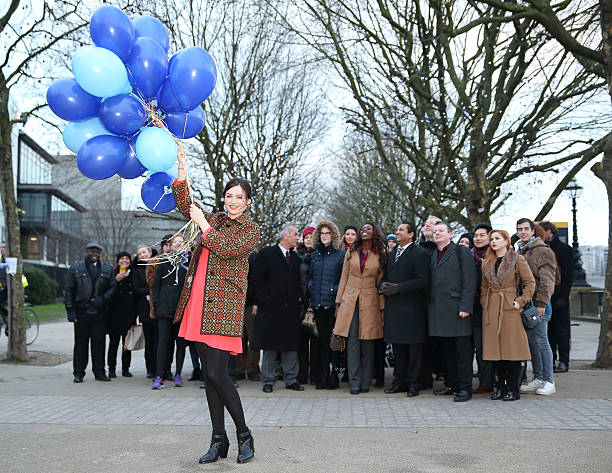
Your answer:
[484,248,518,289]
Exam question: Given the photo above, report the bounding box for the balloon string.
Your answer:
[151,185,174,210]
[181,111,189,139]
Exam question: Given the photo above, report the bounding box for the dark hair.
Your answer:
[539,221,558,235]
[224,178,252,200]
[473,222,492,234]
[516,218,535,231]
[352,222,387,274]
[161,234,174,247]
[459,232,474,249]
[400,221,416,236]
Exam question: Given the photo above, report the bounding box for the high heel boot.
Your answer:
[236,430,255,463]
[198,432,229,463]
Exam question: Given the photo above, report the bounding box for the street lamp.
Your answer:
[564,179,589,287]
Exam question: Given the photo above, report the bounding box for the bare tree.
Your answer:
[138,0,327,244]
[268,0,610,229]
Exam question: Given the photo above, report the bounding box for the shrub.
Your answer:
[23,264,59,305]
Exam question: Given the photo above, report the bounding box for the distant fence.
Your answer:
[570,289,604,320]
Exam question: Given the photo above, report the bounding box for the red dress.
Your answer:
[178,229,243,354]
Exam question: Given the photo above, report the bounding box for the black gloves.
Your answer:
[67,312,77,322]
[379,282,400,296]
[91,296,104,308]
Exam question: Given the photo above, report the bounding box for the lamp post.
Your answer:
[564,180,589,287]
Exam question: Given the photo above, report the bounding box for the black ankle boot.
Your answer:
[236,430,255,463]
[502,391,520,401]
[490,389,504,400]
[198,433,229,463]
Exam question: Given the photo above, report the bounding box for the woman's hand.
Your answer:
[513,300,520,310]
[190,203,210,232]
[115,272,127,282]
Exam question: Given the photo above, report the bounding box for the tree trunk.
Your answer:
[0,83,27,361]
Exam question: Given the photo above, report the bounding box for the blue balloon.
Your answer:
[135,126,177,172]
[77,135,128,180]
[163,106,206,139]
[126,37,168,99]
[156,79,182,112]
[47,78,101,121]
[72,47,130,98]
[146,162,177,178]
[133,16,170,53]
[168,47,217,111]
[63,117,114,154]
[141,172,176,213]
[117,139,147,179]
[98,94,146,136]
[90,5,134,62]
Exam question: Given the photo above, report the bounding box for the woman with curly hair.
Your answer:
[333,223,386,394]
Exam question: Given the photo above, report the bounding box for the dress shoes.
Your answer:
[315,384,327,390]
[360,387,369,393]
[490,389,504,400]
[73,375,83,383]
[247,372,261,382]
[233,372,246,381]
[122,370,132,377]
[502,391,520,401]
[108,369,117,378]
[262,384,273,393]
[286,383,304,391]
[95,374,111,382]
[553,362,568,373]
[384,386,407,394]
[434,386,455,396]
[472,385,494,394]
[406,387,419,397]
[453,390,472,402]
[350,389,360,395]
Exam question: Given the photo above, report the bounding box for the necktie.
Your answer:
[395,246,404,263]
[286,251,290,265]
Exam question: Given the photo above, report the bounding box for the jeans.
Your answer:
[526,312,553,383]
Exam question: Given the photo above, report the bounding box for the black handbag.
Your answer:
[515,270,539,329]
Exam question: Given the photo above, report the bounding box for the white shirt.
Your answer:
[278,243,290,258]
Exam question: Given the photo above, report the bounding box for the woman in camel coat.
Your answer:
[481,229,535,401]
[333,223,386,394]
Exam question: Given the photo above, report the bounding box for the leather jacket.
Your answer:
[64,259,115,315]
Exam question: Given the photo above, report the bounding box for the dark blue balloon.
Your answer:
[126,37,168,99]
[133,16,170,53]
[156,79,182,112]
[168,47,217,111]
[141,172,176,213]
[90,5,134,63]
[47,78,101,121]
[98,94,146,135]
[77,135,128,180]
[117,138,147,179]
[163,106,206,139]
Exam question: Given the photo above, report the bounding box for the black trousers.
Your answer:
[439,335,473,393]
[373,339,386,386]
[73,313,106,378]
[472,325,494,387]
[549,298,571,365]
[494,360,522,394]
[155,318,175,378]
[107,332,131,371]
[298,330,321,385]
[391,343,423,389]
[313,307,335,386]
[142,319,157,375]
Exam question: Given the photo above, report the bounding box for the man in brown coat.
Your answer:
[516,218,557,396]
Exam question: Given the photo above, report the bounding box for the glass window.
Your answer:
[21,235,42,260]
[19,192,49,224]
[51,196,81,234]
[19,140,52,184]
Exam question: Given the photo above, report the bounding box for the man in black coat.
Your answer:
[252,224,304,393]
[380,222,429,397]
[541,221,574,372]
[428,223,477,402]
[64,242,115,383]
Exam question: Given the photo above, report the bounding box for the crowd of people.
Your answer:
[63,215,573,402]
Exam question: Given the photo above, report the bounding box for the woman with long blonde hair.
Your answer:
[480,230,535,401]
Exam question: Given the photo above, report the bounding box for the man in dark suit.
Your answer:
[428,223,477,402]
[541,221,574,373]
[380,222,429,397]
[252,224,304,393]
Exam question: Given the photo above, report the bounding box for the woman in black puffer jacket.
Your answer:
[308,220,345,389]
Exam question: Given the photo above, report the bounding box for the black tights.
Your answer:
[195,342,248,435]
[495,360,522,394]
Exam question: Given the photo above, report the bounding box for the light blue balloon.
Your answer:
[146,161,178,177]
[135,126,177,172]
[63,117,114,154]
[72,46,130,98]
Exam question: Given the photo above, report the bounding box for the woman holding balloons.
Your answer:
[171,147,260,464]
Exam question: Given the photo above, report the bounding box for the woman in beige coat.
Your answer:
[481,229,535,401]
[333,223,386,394]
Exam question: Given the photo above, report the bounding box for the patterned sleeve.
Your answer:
[202,220,261,260]
[172,180,214,222]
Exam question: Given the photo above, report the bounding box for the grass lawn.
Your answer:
[30,303,66,322]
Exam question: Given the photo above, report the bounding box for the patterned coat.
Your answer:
[172,180,260,337]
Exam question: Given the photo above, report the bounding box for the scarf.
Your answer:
[473,245,488,263]
[517,236,535,254]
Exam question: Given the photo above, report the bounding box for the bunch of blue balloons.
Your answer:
[46,5,216,213]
